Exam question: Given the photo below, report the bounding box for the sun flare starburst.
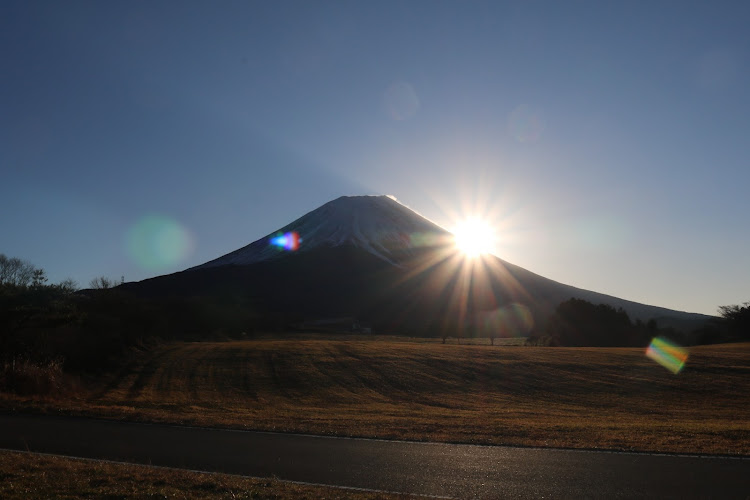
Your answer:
[452,218,496,258]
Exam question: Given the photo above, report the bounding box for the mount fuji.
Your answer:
[191,195,453,269]
[123,195,710,337]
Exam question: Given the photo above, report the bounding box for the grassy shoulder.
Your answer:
[0,449,409,499]
[2,336,749,456]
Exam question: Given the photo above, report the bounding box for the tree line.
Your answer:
[1,253,748,390]
[0,254,268,382]
[544,298,667,347]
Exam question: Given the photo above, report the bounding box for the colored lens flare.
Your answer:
[126,215,193,271]
[408,232,451,249]
[477,304,534,338]
[646,337,689,374]
[270,231,301,251]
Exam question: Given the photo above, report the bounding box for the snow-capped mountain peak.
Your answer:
[191,195,453,269]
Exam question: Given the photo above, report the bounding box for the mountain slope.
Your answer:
[192,195,452,268]
[123,195,712,338]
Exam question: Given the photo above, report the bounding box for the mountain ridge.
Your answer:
[191,195,452,269]
[123,195,713,339]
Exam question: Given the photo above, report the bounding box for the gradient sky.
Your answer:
[2,1,749,315]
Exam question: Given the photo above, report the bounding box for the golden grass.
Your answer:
[0,449,408,499]
[3,336,749,455]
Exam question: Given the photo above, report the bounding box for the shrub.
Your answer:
[524,335,558,347]
[0,358,67,396]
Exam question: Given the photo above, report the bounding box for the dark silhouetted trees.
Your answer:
[550,298,648,347]
[0,254,42,287]
[89,276,124,289]
[718,302,750,340]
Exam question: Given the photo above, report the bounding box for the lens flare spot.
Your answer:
[270,231,301,251]
[476,304,535,338]
[126,215,193,271]
[507,104,545,143]
[646,337,688,374]
[384,82,420,120]
[566,214,631,251]
[408,232,451,249]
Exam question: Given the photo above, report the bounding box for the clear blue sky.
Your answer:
[2,1,748,315]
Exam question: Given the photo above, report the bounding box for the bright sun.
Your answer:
[452,217,496,258]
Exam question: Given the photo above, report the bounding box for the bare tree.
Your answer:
[0,254,39,287]
[57,278,79,294]
[89,276,116,289]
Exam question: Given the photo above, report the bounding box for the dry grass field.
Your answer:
[0,450,409,499]
[3,336,749,455]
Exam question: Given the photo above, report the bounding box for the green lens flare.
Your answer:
[646,337,689,374]
[126,215,193,271]
[477,303,534,338]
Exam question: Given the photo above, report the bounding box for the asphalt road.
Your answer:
[1,414,748,499]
